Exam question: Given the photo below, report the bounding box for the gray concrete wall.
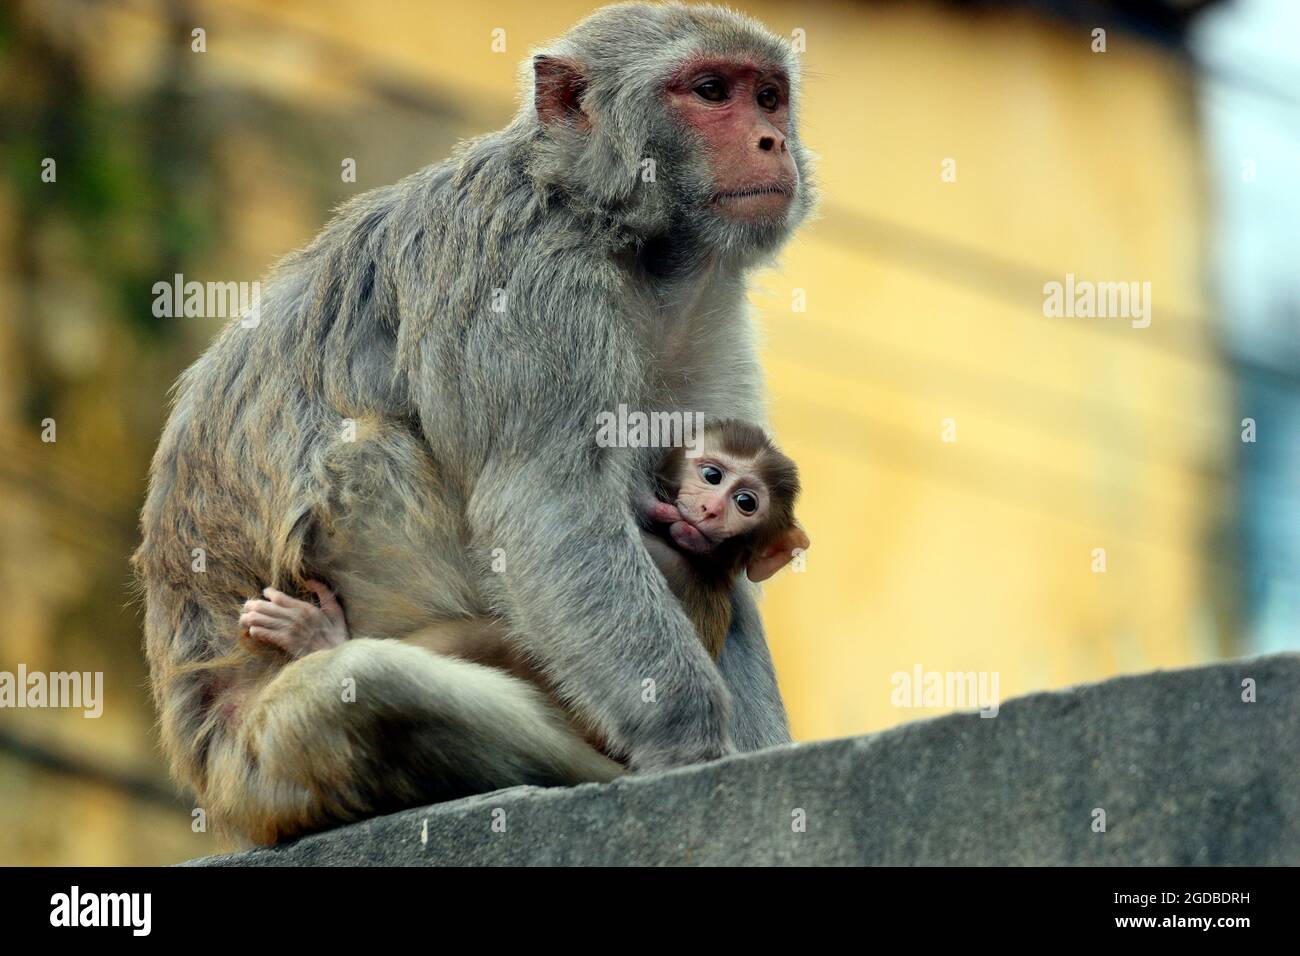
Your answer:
[191,654,1299,866]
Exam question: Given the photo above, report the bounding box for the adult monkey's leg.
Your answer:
[208,637,623,845]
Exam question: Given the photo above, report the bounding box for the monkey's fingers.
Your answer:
[303,580,347,625]
[245,625,296,655]
[645,500,683,525]
[262,587,317,613]
[240,610,289,632]
[242,598,301,623]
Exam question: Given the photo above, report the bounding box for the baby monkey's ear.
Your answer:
[746,525,811,583]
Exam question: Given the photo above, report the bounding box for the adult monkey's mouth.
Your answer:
[714,182,796,202]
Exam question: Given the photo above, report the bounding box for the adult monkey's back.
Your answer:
[135,2,815,843]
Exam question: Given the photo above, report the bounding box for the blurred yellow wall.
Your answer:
[747,3,1230,738]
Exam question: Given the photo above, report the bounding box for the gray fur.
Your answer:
[135,1,813,840]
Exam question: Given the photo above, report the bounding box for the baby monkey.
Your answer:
[240,420,803,669]
[637,419,803,657]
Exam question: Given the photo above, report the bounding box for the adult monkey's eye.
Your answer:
[701,465,723,484]
[694,79,727,102]
[734,491,759,515]
[756,86,779,111]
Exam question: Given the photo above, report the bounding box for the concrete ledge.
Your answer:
[189,654,1300,866]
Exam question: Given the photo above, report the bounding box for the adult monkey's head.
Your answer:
[523,2,816,267]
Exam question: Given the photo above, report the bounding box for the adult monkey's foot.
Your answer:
[240,581,349,658]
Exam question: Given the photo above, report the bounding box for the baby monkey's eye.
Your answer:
[734,491,759,515]
[756,86,779,111]
[694,79,727,102]
[700,465,724,485]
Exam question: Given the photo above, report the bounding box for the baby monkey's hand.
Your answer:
[636,493,684,527]
[240,581,349,659]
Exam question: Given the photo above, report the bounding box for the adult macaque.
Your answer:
[135,1,815,844]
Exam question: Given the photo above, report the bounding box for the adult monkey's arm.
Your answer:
[719,583,792,751]
[430,266,737,772]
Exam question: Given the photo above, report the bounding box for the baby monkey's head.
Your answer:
[655,420,802,582]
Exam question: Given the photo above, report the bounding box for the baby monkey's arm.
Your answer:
[240,582,349,659]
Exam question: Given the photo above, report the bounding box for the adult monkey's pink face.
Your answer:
[664,58,799,223]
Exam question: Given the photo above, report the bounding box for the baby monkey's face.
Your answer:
[671,449,771,551]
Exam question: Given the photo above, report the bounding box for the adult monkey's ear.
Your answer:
[746,526,811,583]
[533,55,590,128]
